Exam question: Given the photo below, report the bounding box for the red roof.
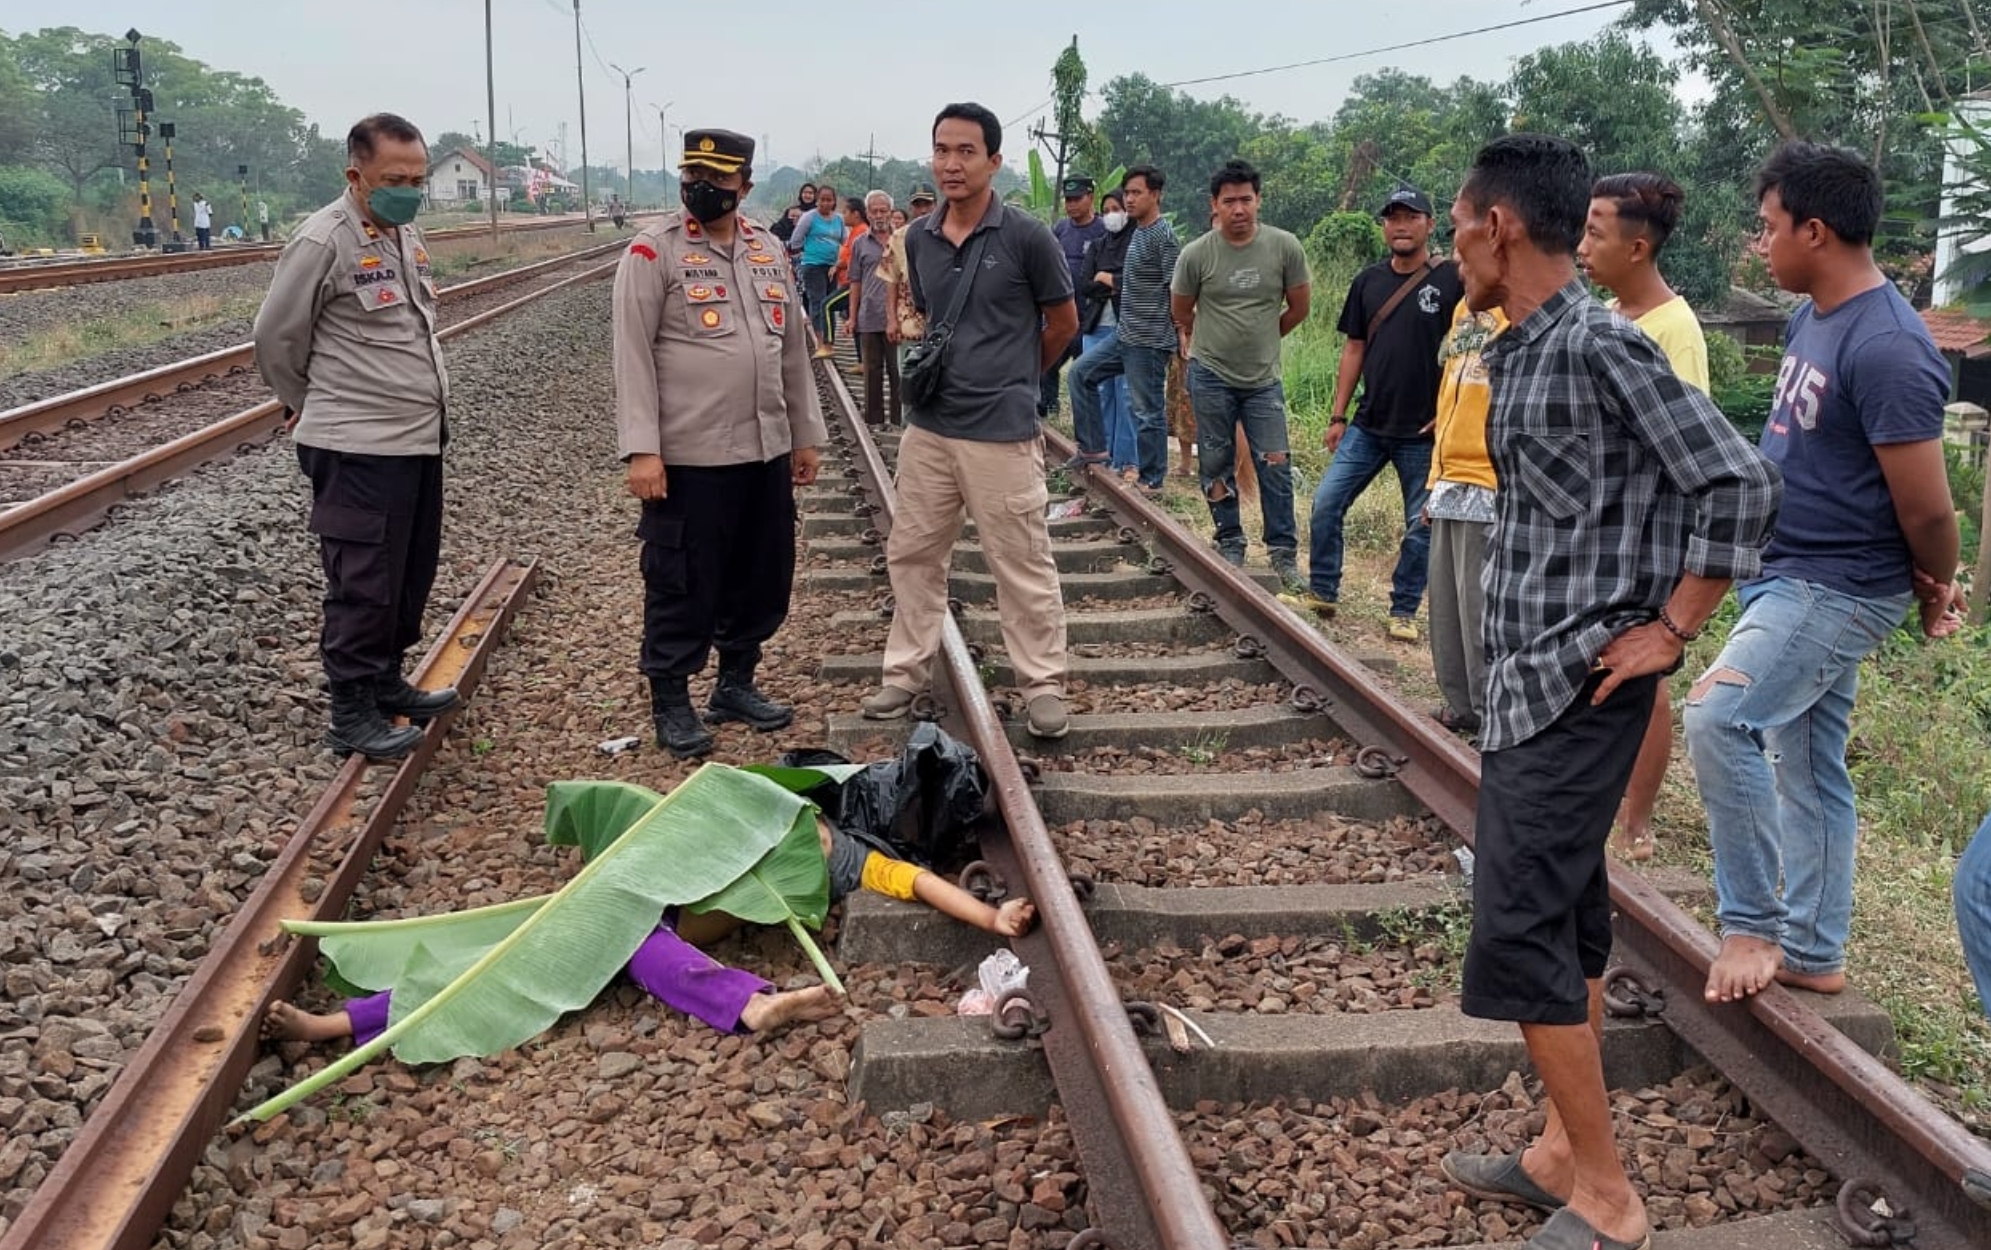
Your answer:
[430,146,494,180]
[1921,307,1991,356]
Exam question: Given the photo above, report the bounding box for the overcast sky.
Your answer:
[38,0,1655,174]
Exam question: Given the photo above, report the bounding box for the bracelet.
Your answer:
[1657,607,1700,643]
[1329,416,1348,425]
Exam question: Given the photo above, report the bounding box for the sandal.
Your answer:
[1440,1149,1564,1214]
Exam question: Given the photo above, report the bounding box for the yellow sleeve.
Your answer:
[859,851,923,902]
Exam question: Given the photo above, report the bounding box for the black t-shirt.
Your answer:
[1335,257,1463,440]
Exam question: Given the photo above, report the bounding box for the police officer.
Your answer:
[255,112,460,761]
[612,127,826,757]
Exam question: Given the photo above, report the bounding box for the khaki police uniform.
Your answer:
[611,134,825,685]
[255,189,449,687]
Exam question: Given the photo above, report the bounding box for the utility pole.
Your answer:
[610,63,644,205]
[857,133,887,181]
[1029,118,1077,205]
[484,0,499,239]
[572,0,592,230]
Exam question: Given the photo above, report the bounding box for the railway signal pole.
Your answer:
[159,122,184,252]
[114,30,157,248]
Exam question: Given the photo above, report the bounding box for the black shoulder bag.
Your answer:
[900,229,991,409]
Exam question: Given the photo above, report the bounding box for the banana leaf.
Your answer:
[241,764,828,1122]
[741,761,867,795]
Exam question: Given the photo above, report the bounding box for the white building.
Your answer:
[426,147,494,205]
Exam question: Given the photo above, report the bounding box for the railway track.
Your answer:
[8,330,1991,1250]
[799,354,1991,1248]
[0,213,635,296]
[0,238,626,562]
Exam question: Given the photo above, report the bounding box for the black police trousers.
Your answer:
[297,445,444,684]
[638,455,795,679]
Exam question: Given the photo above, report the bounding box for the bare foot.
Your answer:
[1775,967,1846,994]
[1705,935,1783,1002]
[262,1000,353,1043]
[738,986,840,1034]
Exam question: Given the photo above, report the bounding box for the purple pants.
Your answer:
[345,923,772,1044]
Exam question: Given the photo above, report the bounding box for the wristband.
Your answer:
[1657,607,1700,643]
[1329,416,1348,426]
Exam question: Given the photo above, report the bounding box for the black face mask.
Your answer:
[680,179,737,224]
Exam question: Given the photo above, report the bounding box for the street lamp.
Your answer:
[609,62,644,206]
[650,101,674,192]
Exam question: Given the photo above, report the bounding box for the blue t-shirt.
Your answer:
[1758,283,1947,597]
[1054,215,1107,289]
[792,209,845,268]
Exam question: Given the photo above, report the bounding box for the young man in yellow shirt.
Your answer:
[1424,303,1506,736]
[1577,171,1711,860]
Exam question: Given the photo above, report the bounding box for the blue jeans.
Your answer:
[800,263,833,340]
[1304,424,1432,616]
[1073,336,1171,487]
[1187,360,1295,556]
[1080,329,1137,471]
[1955,811,1991,1016]
[1682,577,1912,975]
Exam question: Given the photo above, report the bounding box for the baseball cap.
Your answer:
[1378,186,1433,217]
[1061,176,1096,198]
[909,184,937,203]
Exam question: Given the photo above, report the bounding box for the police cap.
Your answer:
[680,128,754,175]
[908,184,937,204]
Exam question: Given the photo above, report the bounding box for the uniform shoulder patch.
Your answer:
[630,242,657,261]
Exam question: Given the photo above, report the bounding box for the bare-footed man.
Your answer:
[1686,143,1959,1007]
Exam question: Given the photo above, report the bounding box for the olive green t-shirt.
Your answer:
[1171,224,1310,388]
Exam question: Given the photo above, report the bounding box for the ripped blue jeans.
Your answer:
[1681,577,1911,975]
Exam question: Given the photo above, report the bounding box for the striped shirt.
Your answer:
[1117,218,1179,351]
[1479,279,1781,751]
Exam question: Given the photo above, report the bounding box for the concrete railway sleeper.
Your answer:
[807,343,1991,1249]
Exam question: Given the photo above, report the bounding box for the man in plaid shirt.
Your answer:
[1437,134,1779,1250]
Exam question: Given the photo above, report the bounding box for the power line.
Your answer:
[1160,0,1636,89]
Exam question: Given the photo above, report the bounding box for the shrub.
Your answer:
[0,165,72,248]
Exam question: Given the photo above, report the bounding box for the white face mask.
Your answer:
[1102,210,1129,233]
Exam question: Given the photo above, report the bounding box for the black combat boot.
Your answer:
[705,652,792,731]
[374,663,461,724]
[326,681,425,761]
[651,675,716,758]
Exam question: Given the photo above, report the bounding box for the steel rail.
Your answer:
[821,369,1232,1249]
[0,257,619,562]
[0,557,540,1250]
[1042,427,1991,1250]
[0,212,635,295]
[0,236,628,451]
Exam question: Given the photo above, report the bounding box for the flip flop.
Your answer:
[1440,1149,1564,1214]
[1525,1207,1652,1250]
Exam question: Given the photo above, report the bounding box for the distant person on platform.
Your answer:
[254,112,460,762]
[1287,186,1460,638]
[611,127,826,758]
[1575,170,1711,865]
[192,192,214,250]
[1042,175,1106,418]
[863,102,1078,740]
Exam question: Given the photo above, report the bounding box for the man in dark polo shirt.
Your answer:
[1041,175,1105,420]
[861,101,1079,739]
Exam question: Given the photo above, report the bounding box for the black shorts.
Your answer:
[1460,672,1658,1025]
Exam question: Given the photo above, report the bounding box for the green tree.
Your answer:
[0,38,35,164]
[9,28,124,205]
[1097,72,1266,217]
[0,165,71,246]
